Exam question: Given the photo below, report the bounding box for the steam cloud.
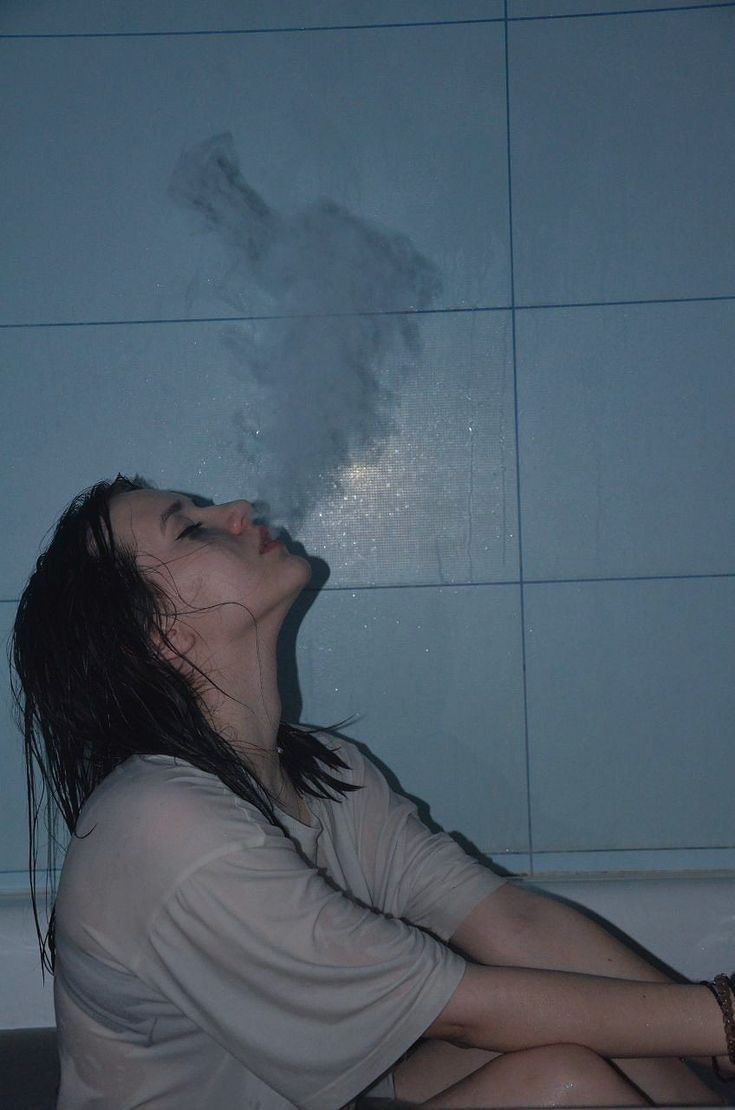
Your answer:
[169,132,442,529]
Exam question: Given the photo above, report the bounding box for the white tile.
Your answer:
[524,578,735,855]
[1,309,518,597]
[1,595,69,882]
[0,604,38,873]
[0,895,56,1025]
[1,21,510,324]
[516,300,735,580]
[301,310,519,589]
[528,846,735,877]
[0,1,503,35]
[295,582,529,858]
[511,0,715,15]
[509,7,735,304]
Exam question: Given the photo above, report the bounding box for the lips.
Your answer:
[258,525,282,554]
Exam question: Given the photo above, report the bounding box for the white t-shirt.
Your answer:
[53,735,508,1108]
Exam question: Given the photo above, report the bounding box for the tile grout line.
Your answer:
[504,0,536,877]
[0,19,504,41]
[1,571,733,604]
[2,293,735,331]
[0,2,734,40]
[510,1,735,23]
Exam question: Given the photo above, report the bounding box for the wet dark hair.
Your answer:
[10,475,359,977]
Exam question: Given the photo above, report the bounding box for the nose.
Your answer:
[221,500,252,535]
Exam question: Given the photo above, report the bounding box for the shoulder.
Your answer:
[72,755,273,874]
[56,756,290,963]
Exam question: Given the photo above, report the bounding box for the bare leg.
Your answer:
[393,1039,726,1107]
[392,1041,502,1103]
[396,1043,651,1108]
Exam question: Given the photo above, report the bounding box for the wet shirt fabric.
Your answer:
[54,735,508,1109]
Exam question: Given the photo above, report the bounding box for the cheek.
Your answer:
[147,563,212,614]
[189,558,266,606]
[179,569,208,602]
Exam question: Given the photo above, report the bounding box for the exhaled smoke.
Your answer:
[169,132,442,528]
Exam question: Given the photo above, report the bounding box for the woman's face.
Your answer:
[109,488,311,651]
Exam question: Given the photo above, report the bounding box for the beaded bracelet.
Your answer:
[700,974,735,1081]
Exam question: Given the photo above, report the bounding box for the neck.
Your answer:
[195,623,285,793]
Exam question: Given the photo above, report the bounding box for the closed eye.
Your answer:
[177,522,204,541]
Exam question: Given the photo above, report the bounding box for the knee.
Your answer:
[518,1043,622,1096]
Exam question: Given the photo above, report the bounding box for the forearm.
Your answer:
[445,964,726,1060]
[527,906,725,1102]
[459,892,724,1099]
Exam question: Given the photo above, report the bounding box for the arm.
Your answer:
[447,884,727,1103]
[136,818,472,1110]
[425,959,727,1060]
[345,744,726,1095]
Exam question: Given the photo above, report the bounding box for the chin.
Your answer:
[291,552,313,585]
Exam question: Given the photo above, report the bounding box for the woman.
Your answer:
[11,475,735,1108]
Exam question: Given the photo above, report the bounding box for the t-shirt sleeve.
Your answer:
[347,742,509,942]
[133,816,468,1110]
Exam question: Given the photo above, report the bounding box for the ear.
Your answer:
[152,621,197,665]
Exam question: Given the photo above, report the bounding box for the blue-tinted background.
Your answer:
[2,0,734,890]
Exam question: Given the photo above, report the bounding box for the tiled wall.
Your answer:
[1,0,733,890]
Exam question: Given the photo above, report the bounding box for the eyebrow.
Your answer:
[159,499,185,533]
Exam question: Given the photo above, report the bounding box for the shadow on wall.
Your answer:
[277,538,330,725]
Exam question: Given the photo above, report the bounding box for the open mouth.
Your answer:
[258,525,281,554]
